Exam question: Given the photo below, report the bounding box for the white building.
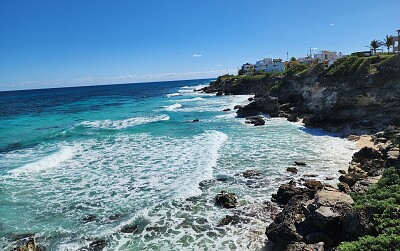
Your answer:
[241,63,255,73]
[314,50,343,65]
[265,61,285,72]
[298,56,312,64]
[255,58,273,71]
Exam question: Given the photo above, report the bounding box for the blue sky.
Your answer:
[0,0,399,91]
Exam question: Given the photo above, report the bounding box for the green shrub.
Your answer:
[338,167,400,251]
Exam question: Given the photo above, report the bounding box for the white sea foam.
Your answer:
[163,103,182,111]
[80,115,169,129]
[10,146,75,175]
[177,97,204,102]
[165,92,180,97]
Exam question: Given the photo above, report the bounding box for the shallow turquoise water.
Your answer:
[0,80,356,250]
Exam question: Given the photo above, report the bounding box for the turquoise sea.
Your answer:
[0,79,356,250]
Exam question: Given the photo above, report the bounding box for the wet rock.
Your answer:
[216,91,223,96]
[215,191,238,208]
[303,174,318,178]
[10,233,35,242]
[304,180,323,190]
[233,105,242,110]
[191,119,200,122]
[286,167,298,174]
[338,169,347,174]
[294,161,307,166]
[13,238,45,251]
[352,147,382,163]
[247,97,254,101]
[82,239,107,251]
[223,108,231,112]
[237,96,278,117]
[81,214,97,223]
[325,176,334,180]
[242,169,262,178]
[337,182,351,193]
[108,214,122,221]
[245,116,265,126]
[120,224,138,233]
[217,215,240,226]
[287,114,299,122]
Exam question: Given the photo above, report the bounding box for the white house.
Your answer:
[314,50,343,65]
[241,63,255,73]
[255,58,273,71]
[298,56,312,64]
[265,61,285,72]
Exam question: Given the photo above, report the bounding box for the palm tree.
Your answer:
[384,35,394,53]
[369,39,383,54]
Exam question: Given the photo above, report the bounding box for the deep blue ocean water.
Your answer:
[0,79,356,250]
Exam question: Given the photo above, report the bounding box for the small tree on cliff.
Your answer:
[384,35,394,53]
[368,39,383,54]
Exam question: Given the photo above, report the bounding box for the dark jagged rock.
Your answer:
[217,215,240,226]
[352,147,382,163]
[272,184,315,204]
[245,116,265,126]
[304,180,323,190]
[266,187,370,250]
[294,161,307,166]
[216,91,223,96]
[287,167,298,174]
[285,242,324,251]
[191,119,200,122]
[242,169,262,178]
[233,105,242,110]
[223,108,231,112]
[237,96,278,117]
[337,182,351,193]
[339,173,364,187]
[338,169,347,174]
[215,191,238,208]
[79,239,107,251]
[81,214,97,223]
[120,224,138,233]
[248,97,254,101]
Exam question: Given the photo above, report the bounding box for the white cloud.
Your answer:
[193,54,202,57]
[329,23,335,26]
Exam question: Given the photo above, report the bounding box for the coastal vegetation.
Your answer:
[338,167,400,251]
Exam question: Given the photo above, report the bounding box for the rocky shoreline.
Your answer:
[198,55,400,250]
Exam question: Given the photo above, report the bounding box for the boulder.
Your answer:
[217,215,240,226]
[242,170,262,178]
[236,96,278,117]
[304,180,323,190]
[287,167,298,174]
[245,116,265,126]
[13,238,45,251]
[233,105,242,110]
[191,119,200,122]
[386,149,400,167]
[272,184,315,204]
[339,173,363,187]
[338,170,347,174]
[337,182,351,193]
[285,242,324,251]
[223,108,231,112]
[294,161,307,166]
[352,147,382,163]
[216,91,223,96]
[287,114,299,122]
[215,191,238,208]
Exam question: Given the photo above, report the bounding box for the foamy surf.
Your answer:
[10,146,75,175]
[163,103,182,111]
[80,115,169,129]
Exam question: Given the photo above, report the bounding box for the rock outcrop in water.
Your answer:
[202,54,400,134]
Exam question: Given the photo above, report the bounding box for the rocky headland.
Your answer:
[202,54,400,250]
